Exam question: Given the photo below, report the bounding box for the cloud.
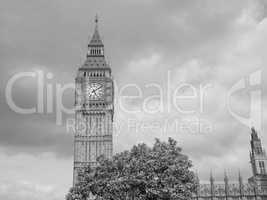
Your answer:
[113,0,267,182]
[0,152,72,200]
[0,180,61,200]
[0,1,267,199]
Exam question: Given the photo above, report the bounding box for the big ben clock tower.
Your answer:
[73,17,114,185]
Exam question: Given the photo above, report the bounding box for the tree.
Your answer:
[66,138,197,200]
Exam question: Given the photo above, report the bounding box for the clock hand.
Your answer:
[91,86,102,94]
[89,84,102,92]
[95,85,103,91]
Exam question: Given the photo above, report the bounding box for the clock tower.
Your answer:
[73,17,114,185]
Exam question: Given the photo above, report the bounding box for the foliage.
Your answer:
[66,138,197,200]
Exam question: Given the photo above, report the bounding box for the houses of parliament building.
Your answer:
[73,18,267,199]
[193,127,267,200]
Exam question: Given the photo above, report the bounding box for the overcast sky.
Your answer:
[1,0,267,199]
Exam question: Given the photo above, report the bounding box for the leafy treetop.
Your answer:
[66,138,197,200]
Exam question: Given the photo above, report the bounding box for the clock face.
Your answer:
[86,82,104,100]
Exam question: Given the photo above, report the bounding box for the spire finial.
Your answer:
[251,126,259,139]
[195,170,200,183]
[238,169,243,181]
[210,169,214,182]
[224,169,229,182]
[224,169,227,176]
[95,14,98,24]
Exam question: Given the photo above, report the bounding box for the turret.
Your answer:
[210,170,215,199]
[238,170,244,197]
[224,170,229,197]
[248,127,267,190]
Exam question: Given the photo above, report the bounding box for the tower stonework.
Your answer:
[249,127,267,190]
[73,18,114,185]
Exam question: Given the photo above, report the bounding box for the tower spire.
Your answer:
[224,169,229,182]
[87,15,104,57]
[94,14,99,32]
[209,170,215,198]
[74,16,113,185]
[210,170,214,182]
[251,127,258,140]
[238,169,242,182]
[224,170,229,196]
[248,127,267,190]
[238,170,244,197]
[95,14,98,24]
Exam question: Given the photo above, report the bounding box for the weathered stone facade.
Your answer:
[73,17,114,185]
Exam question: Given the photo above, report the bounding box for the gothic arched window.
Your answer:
[259,161,266,174]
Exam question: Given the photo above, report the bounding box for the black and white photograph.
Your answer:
[1,0,267,199]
